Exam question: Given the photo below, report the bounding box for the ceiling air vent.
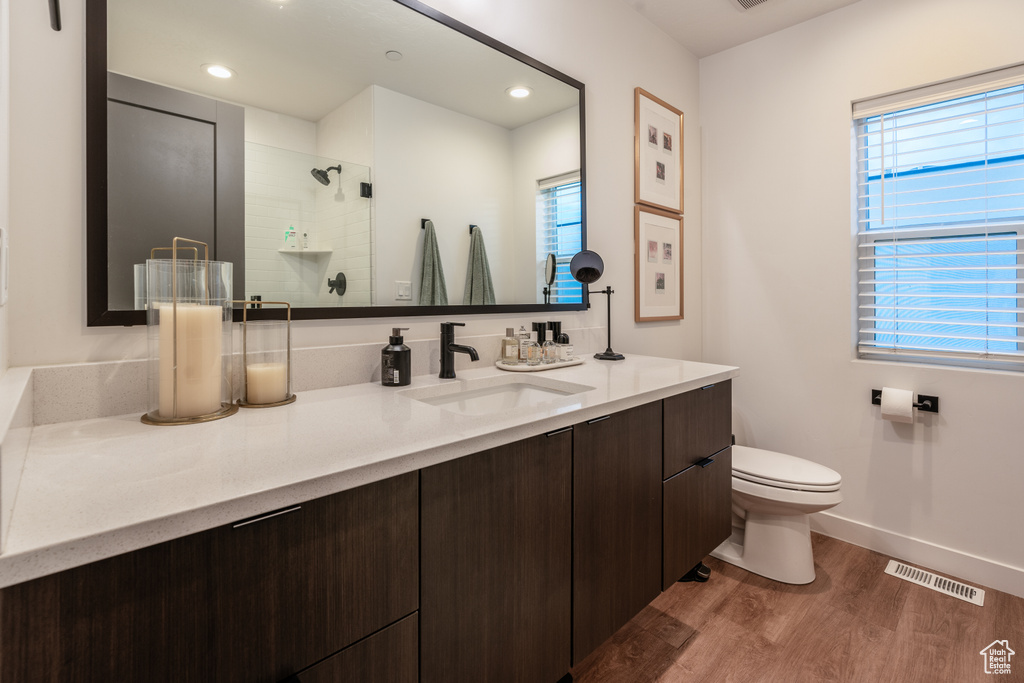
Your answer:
[884,560,985,606]
[734,0,770,9]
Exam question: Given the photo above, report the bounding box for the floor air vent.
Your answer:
[884,560,985,606]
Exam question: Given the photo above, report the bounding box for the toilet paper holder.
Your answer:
[871,389,939,413]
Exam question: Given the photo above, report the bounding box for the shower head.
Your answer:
[310,164,343,186]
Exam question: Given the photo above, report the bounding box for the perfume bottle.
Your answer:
[557,333,573,361]
[517,325,532,363]
[524,340,542,366]
[501,327,519,365]
[541,339,557,364]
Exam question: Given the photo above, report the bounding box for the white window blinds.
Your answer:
[854,68,1024,369]
[537,171,583,304]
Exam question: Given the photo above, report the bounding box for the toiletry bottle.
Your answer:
[302,232,310,250]
[557,333,573,361]
[501,327,519,365]
[524,340,542,366]
[285,226,297,249]
[381,327,411,386]
[547,321,563,363]
[517,325,531,362]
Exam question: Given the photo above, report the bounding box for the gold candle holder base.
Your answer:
[141,402,239,426]
[237,394,298,409]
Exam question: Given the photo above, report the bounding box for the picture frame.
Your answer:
[634,205,682,322]
[634,87,683,214]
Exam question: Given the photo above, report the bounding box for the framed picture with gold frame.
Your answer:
[634,87,683,214]
[634,205,682,322]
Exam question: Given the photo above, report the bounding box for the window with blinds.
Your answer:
[854,67,1024,370]
[537,171,583,304]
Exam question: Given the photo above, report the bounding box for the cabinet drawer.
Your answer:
[210,472,419,682]
[290,613,418,683]
[663,447,732,590]
[663,380,732,479]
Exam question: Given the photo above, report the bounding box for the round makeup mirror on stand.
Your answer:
[569,250,624,361]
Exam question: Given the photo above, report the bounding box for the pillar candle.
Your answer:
[158,304,224,418]
[246,362,288,405]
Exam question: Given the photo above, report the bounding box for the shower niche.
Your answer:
[244,142,373,308]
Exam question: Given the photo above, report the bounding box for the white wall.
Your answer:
[701,0,1024,596]
[511,106,581,303]
[0,0,10,375]
[372,86,513,306]
[7,0,699,366]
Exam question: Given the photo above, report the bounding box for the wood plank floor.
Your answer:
[571,533,1024,682]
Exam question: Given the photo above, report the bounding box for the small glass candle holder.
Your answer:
[142,238,237,426]
[237,302,295,408]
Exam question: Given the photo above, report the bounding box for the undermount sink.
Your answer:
[400,374,595,416]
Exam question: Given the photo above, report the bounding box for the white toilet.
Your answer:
[711,445,842,585]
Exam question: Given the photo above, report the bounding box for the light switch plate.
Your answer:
[395,281,411,300]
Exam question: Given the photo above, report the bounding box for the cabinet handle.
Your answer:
[586,415,611,424]
[701,384,717,390]
[546,427,573,437]
[232,505,301,529]
[696,457,715,468]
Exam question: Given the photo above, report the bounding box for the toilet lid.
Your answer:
[731,445,842,492]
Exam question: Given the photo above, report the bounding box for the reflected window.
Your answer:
[537,172,583,303]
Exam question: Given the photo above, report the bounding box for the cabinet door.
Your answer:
[573,402,662,666]
[293,613,418,683]
[663,447,733,589]
[209,472,419,683]
[421,430,572,683]
[663,380,732,478]
[1,526,213,683]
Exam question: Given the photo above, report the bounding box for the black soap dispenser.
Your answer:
[382,328,411,387]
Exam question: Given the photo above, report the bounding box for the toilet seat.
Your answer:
[731,445,841,492]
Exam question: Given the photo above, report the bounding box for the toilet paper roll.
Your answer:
[880,386,914,423]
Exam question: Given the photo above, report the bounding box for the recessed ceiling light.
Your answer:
[506,86,532,99]
[202,64,235,79]
[385,50,403,61]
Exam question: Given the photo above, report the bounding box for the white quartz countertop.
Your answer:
[0,355,737,588]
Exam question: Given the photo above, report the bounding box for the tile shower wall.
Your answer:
[244,142,372,306]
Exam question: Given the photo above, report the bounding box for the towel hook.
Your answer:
[469,224,477,234]
[421,218,430,230]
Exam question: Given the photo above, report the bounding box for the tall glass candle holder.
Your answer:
[142,238,237,426]
[236,302,295,408]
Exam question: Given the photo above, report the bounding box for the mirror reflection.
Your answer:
[99,0,585,319]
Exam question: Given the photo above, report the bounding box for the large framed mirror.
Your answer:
[86,0,587,325]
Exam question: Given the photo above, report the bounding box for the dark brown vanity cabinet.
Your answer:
[572,402,663,666]
[421,430,573,683]
[290,613,418,683]
[0,473,419,683]
[662,381,733,588]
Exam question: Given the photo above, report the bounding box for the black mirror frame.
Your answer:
[85,0,588,325]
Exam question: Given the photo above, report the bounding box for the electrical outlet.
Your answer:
[395,281,412,301]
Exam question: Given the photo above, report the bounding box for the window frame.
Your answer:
[853,69,1024,372]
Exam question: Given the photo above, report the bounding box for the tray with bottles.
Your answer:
[495,357,584,372]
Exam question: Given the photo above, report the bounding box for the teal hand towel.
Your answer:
[418,220,449,306]
[463,225,495,305]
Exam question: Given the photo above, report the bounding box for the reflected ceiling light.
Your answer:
[506,86,532,98]
[202,64,235,79]
[385,50,403,61]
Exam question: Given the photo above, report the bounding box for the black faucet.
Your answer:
[439,322,479,379]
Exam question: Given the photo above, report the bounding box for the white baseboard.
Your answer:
[810,511,1024,600]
